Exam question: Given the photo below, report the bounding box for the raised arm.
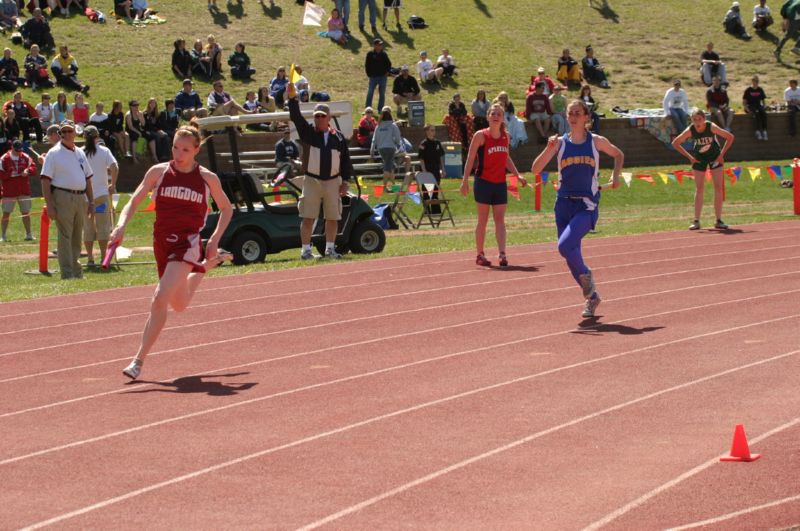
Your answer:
[530,135,560,176]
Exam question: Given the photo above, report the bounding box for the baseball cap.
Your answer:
[12,140,23,151]
[373,38,383,45]
[84,125,99,137]
[59,120,76,132]
[673,79,682,86]
[537,66,545,73]
[183,78,193,85]
[731,1,740,7]
[400,65,409,71]
[313,103,330,116]
[363,106,374,114]
[419,50,427,56]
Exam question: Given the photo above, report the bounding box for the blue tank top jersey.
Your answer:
[556,132,600,200]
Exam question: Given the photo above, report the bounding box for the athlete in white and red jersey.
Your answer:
[460,103,525,267]
[109,125,233,380]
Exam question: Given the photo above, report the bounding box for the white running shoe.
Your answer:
[755,130,763,140]
[582,294,601,318]
[689,220,701,230]
[578,269,595,300]
[122,359,142,380]
[300,248,320,260]
[324,248,343,259]
[762,130,768,140]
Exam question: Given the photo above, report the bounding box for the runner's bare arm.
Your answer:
[460,130,485,196]
[200,167,233,259]
[530,135,560,176]
[594,135,624,189]
[109,162,169,245]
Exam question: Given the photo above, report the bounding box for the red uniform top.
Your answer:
[0,150,36,197]
[475,128,509,184]
[153,162,209,236]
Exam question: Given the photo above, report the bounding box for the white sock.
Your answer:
[301,244,311,252]
[325,241,335,251]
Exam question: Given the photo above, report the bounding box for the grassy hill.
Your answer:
[16,0,800,126]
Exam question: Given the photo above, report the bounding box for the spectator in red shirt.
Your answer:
[706,75,734,130]
[525,81,553,143]
[0,140,36,242]
[529,66,555,96]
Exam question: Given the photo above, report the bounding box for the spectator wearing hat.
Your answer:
[356,106,377,148]
[286,82,352,260]
[581,45,610,88]
[663,79,690,132]
[81,125,118,267]
[785,79,800,135]
[529,66,555,96]
[275,129,302,168]
[0,139,36,242]
[700,42,728,86]
[41,120,94,279]
[550,85,568,134]
[753,0,774,32]
[174,79,205,120]
[417,50,444,85]
[365,38,392,112]
[392,65,421,115]
[525,82,553,143]
[724,1,752,38]
[435,49,457,78]
[557,48,582,87]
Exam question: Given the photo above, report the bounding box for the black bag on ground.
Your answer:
[407,15,427,29]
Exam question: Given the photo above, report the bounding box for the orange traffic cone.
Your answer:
[720,424,761,462]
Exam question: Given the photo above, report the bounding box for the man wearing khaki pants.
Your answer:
[41,120,94,279]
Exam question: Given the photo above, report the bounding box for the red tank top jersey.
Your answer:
[153,162,209,235]
[475,128,509,184]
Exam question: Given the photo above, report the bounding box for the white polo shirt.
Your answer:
[85,144,117,198]
[41,142,93,191]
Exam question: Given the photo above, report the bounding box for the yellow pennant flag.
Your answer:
[357,176,366,189]
[289,64,301,84]
[748,167,761,181]
[658,172,670,184]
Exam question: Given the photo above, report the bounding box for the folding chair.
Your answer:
[414,172,455,229]
[389,171,415,229]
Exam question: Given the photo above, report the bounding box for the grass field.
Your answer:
[8,0,800,127]
[0,158,795,302]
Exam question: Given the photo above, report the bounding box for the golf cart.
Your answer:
[195,110,386,265]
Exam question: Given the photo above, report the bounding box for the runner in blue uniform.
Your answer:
[531,99,624,318]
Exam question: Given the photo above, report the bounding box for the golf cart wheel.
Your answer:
[231,230,268,265]
[350,220,386,254]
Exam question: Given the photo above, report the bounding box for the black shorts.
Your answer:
[692,160,722,172]
[473,177,507,205]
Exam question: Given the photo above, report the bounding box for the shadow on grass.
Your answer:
[755,29,779,45]
[342,35,364,55]
[385,28,416,49]
[589,0,620,23]
[210,8,230,28]
[124,372,258,396]
[260,0,282,19]
[573,317,664,335]
[473,0,492,17]
[227,0,245,19]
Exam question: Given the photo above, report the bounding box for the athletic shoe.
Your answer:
[578,269,595,300]
[714,219,729,230]
[324,248,343,259]
[300,248,319,260]
[689,220,701,230]
[0,236,5,242]
[498,253,508,267]
[762,130,768,140]
[582,293,601,318]
[476,253,491,267]
[122,359,142,380]
[24,234,34,241]
[755,130,763,140]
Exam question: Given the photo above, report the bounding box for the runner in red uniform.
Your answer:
[109,125,233,380]
[460,103,525,266]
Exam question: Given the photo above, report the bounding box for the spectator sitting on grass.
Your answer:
[436,49,457,78]
[525,81,553,143]
[190,39,213,80]
[663,79,690,132]
[24,44,53,90]
[417,50,443,85]
[328,8,347,44]
[0,48,20,91]
[582,45,610,88]
[785,79,800,136]
[557,48,582,87]
[20,9,54,53]
[753,0,774,32]
[228,42,255,80]
[51,45,90,94]
[700,42,728,87]
[391,64,421,115]
[706,75,734,131]
[115,0,133,19]
[174,78,205,120]
[132,0,152,20]
[550,85,568,134]
[0,0,19,32]
[723,1,752,38]
[205,34,223,76]
[171,39,192,79]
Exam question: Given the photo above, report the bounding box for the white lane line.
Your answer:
[2,254,798,385]
[20,337,800,530]
[665,493,800,530]
[1,223,795,321]
[3,290,799,465]
[3,230,792,335]
[584,417,800,531]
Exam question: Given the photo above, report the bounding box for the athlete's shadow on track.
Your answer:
[123,372,257,396]
[698,228,747,235]
[488,265,540,272]
[573,317,664,335]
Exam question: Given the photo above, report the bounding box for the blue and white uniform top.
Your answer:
[556,131,600,210]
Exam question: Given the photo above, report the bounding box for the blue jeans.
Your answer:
[366,75,386,110]
[670,108,688,132]
[358,0,377,27]
[336,0,351,27]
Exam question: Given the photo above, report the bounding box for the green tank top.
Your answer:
[690,124,720,162]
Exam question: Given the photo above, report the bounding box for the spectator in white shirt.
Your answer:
[752,0,773,32]
[785,79,800,136]
[435,49,456,78]
[35,92,53,130]
[89,101,107,124]
[663,79,690,131]
[416,50,443,85]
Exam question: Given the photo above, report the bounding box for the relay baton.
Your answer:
[101,241,119,269]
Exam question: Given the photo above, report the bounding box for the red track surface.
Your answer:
[2,220,800,530]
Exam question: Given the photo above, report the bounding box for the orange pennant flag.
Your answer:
[373,185,384,198]
[507,174,520,200]
[636,174,655,184]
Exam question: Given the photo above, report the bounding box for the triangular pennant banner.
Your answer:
[747,167,761,181]
[112,193,121,209]
[658,172,669,184]
[507,174,520,200]
[540,171,549,184]
[732,167,742,180]
[621,172,632,187]
[408,183,418,193]
[636,174,655,184]
[373,185,384,198]
[406,192,421,204]
[360,194,370,201]
[768,165,781,180]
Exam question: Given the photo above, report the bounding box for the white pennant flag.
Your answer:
[303,1,325,26]
[621,172,632,187]
[112,193,121,209]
